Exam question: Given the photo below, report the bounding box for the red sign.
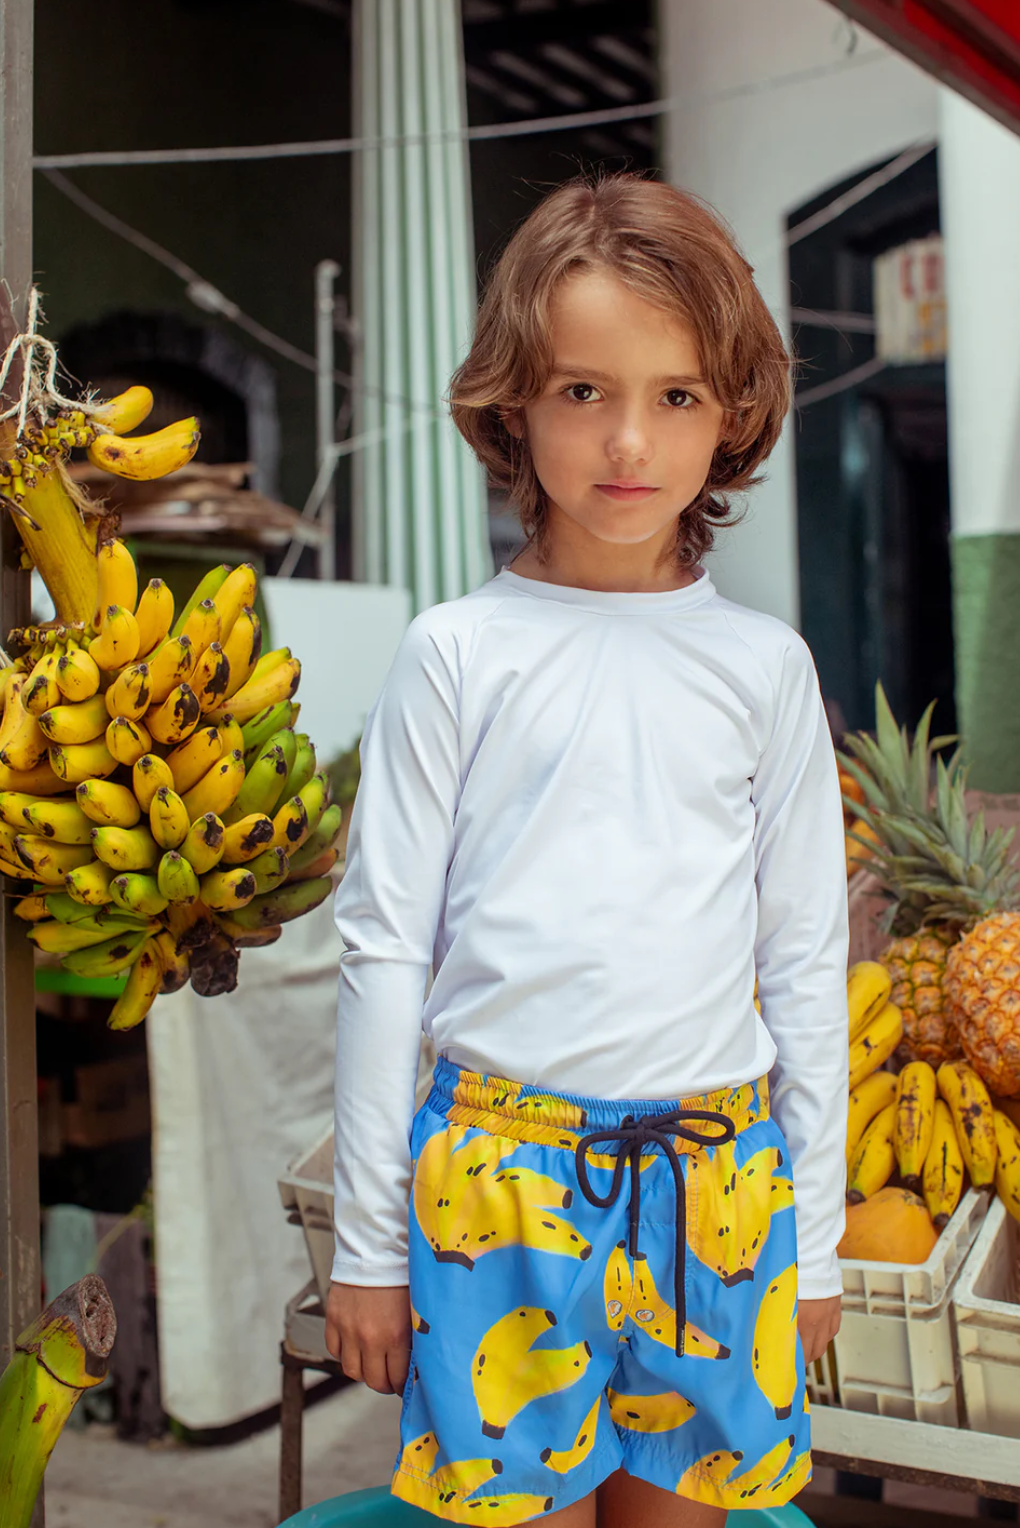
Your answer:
[833,1,1020,134]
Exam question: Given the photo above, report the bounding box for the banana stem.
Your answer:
[0,1274,116,1528]
[0,422,99,628]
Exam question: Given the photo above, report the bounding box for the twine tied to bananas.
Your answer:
[0,286,103,438]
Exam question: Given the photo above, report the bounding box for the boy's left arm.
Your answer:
[751,632,850,1338]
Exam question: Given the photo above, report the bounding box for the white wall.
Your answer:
[661,0,939,626]
[260,577,412,763]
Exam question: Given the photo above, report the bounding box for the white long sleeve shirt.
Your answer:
[332,564,850,1299]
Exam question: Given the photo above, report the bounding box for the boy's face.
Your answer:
[509,268,729,557]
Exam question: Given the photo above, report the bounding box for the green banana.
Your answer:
[227,743,288,822]
[287,803,344,874]
[157,850,201,906]
[226,874,333,930]
[247,846,289,894]
[45,891,148,928]
[60,926,153,977]
[280,732,317,806]
[110,873,169,918]
[169,563,230,640]
[240,699,299,758]
[29,914,156,955]
[0,1275,115,1528]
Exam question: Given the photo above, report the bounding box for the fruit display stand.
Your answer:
[952,1194,1020,1440]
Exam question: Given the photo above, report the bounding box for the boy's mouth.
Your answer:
[596,483,659,500]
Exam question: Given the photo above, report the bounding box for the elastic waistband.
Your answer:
[427,1056,769,1149]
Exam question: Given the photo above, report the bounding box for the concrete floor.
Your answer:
[45,1383,402,1528]
[42,1386,1001,1528]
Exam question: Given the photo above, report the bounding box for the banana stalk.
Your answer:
[0,425,98,627]
[0,1275,116,1528]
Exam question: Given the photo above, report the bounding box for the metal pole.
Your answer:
[314,259,339,582]
[0,1,43,1522]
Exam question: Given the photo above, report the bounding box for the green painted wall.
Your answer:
[951,532,1020,791]
[33,0,352,570]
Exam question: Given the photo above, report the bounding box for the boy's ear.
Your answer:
[500,408,524,441]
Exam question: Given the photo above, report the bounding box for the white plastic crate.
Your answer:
[279,1122,335,1306]
[953,1194,1020,1438]
[831,1187,989,1427]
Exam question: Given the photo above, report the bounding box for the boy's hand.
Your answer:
[798,1294,841,1366]
[325,1283,412,1396]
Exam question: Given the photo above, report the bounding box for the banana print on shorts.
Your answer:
[607,1388,696,1435]
[604,1242,730,1358]
[539,1397,601,1473]
[677,1433,810,1508]
[397,1433,554,1522]
[413,1124,593,1269]
[752,1263,799,1419]
[686,1140,794,1285]
[472,1306,592,1439]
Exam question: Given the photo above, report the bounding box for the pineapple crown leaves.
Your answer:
[838,680,1020,933]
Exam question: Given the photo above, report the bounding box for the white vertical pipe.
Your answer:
[379,0,408,591]
[315,258,339,581]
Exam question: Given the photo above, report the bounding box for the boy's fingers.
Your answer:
[339,1339,363,1384]
[386,1345,410,1395]
[361,1347,395,1395]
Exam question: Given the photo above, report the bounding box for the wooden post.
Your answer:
[0,0,39,1394]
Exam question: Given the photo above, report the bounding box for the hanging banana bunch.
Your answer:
[0,382,341,1031]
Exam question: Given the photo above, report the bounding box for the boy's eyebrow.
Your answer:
[550,365,707,386]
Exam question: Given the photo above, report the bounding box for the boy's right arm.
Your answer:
[326,615,462,1386]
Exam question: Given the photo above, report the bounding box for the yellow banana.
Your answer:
[90,824,160,873]
[88,604,140,671]
[105,715,152,767]
[90,384,153,434]
[1,678,49,771]
[215,713,245,757]
[166,726,222,795]
[751,1262,799,1419]
[215,872,331,929]
[38,694,110,746]
[0,1275,115,1528]
[104,661,152,721]
[205,655,300,725]
[86,415,200,480]
[269,794,309,856]
[179,813,225,875]
[181,747,246,821]
[92,539,138,628]
[287,803,343,873]
[0,672,26,753]
[894,1061,938,1188]
[220,606,262,698]
[131,753,175,813]
[846,1070,898,1164]
[220,812,275,864]
[55,646,101,702]
[993,1109,1020,1224]
[847,1101,897,1203]
[107,936,164,1031]
[0,790,47,829]
[937,1060,997,1187]
[76,778,142,828]
[178,598,221,659]
[149,786,190,850]
[471,1306,592,1440]
[24,651,62,716]
[134,578,175,656]
[191,642,231,711]
[154,929,190,994]
[157,849,201,906]
[848,1002,903,1090]
[61,926,152,977]
[64,859,117,906]
[147,634,194,704]
[110,872,169,918]
[145,682,201,746]
[210,563,257,640]
[49,739,119,785]
[13,892,50,921]
[12,835,93,885]
[21,798,95,845]
[199,864,257,912]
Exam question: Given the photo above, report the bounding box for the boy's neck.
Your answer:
[506,516,696,592]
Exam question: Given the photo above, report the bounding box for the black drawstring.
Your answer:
[574,1108,736,1357]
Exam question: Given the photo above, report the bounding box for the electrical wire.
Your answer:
[33,49,886,170]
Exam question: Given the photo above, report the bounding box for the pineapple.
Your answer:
[839,683,1020,1079]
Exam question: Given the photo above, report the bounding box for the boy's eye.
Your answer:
[563,383,601,405]
[561,383,698,409]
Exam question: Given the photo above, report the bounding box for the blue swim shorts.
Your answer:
[391,1058,811,1523]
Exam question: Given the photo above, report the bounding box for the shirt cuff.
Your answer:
[797,1265,843,1301]
[330,1253,409,1287]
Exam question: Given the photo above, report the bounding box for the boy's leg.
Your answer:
[596,1469,726,1528]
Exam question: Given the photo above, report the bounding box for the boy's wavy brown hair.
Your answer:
[448,170,793,570]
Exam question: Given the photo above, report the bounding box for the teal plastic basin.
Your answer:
[279,1486,816,1527]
